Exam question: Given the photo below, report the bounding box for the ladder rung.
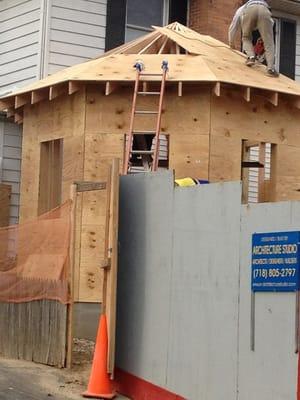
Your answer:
[135,110,158,115]
[137,91,160,95]
[132,130,156,135]
[130,150,154,155]
[140,73,163,76]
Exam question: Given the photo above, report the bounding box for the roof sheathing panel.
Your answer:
[2,22,300,102]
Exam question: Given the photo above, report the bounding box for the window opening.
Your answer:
[241,141,274,204]
[124,134,169,173]
[38,139,63,215]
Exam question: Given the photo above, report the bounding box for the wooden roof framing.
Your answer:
[2,21,300,123]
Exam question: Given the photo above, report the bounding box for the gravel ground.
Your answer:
[0,339,128,400]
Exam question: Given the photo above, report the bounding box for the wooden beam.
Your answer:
[49,83,68,101]
[258,142,266,202]
[68,81,81,95]
[15,93,31,109]
[31,89,48,105]
[158,37,169,54]
[105,82,118,96]
[6,107,14,118]
[142,82,148,92]
[138,34,162,54]
[289,96,300,110]
[213,82,221,97]
[178,81,183,97]
[255,89,279,106]
[66,184,77,368]
[14,112,23,124]
[0,98,14,111]
[243,87,251,102]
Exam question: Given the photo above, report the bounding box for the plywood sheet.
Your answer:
[162,86,210,136]
[78,263,103,303]
[209,135,242,182]
[170,134,209,179]
[19,90,86,222]
[84,133,124,180]
[272,144,300,201]
[211,90,300,147]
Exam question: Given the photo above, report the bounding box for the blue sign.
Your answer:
[251,231,300,292]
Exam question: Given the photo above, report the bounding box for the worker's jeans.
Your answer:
[241,5,275,70]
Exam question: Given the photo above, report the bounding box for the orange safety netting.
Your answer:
[0,201,71,304]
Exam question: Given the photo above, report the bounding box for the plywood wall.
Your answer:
[19,89,86,304]
[18,83,300,303]
[20,88,86,221]
[210,88,300,201]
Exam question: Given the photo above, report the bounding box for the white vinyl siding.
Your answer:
[248,144,271,203]
[46,0,107,75]
[0,121,22,225]
[0,0,41,96]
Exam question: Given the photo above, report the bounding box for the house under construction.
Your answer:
[1,21,300,376]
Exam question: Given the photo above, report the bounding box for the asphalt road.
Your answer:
[0,363,58,400]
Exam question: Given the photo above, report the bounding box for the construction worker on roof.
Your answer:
[228,0,279,77]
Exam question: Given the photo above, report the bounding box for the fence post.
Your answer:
[66,183,77,368]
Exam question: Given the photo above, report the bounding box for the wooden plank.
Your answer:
[243,87,251,102]
[75,181,106,192]
[0,184,11,227]
[14,112,23,124]
[31,89,49,105]
[178,81,183,97]
[0,301,67,368]
[213,82,221,97]
[241,140,250,204]
[258,142,266,202]
[49,83,68,100]
[69,81,81,95]
[15,93,31,109]
[104,159,119,375]
[105,82,118,96]
[138,34,162,54]
[256,90,278,106]
[0,98,14,111]
[66,184,77,368]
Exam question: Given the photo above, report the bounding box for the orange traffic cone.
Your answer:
[82,314,115,399]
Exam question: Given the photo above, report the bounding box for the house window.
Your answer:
[105,0,188,51]
[125,0,169,41]
[274,18,296,79]
[38,139,63,215]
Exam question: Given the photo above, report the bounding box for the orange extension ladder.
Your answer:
[123,60,168,175]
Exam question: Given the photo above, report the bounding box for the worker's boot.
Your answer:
[245,56,255,66]
[266,68,279,77]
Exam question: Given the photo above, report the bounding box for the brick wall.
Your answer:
[189,0,243,44]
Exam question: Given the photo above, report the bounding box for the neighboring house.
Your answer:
[0,0,188,224]
[0,0,107,224]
